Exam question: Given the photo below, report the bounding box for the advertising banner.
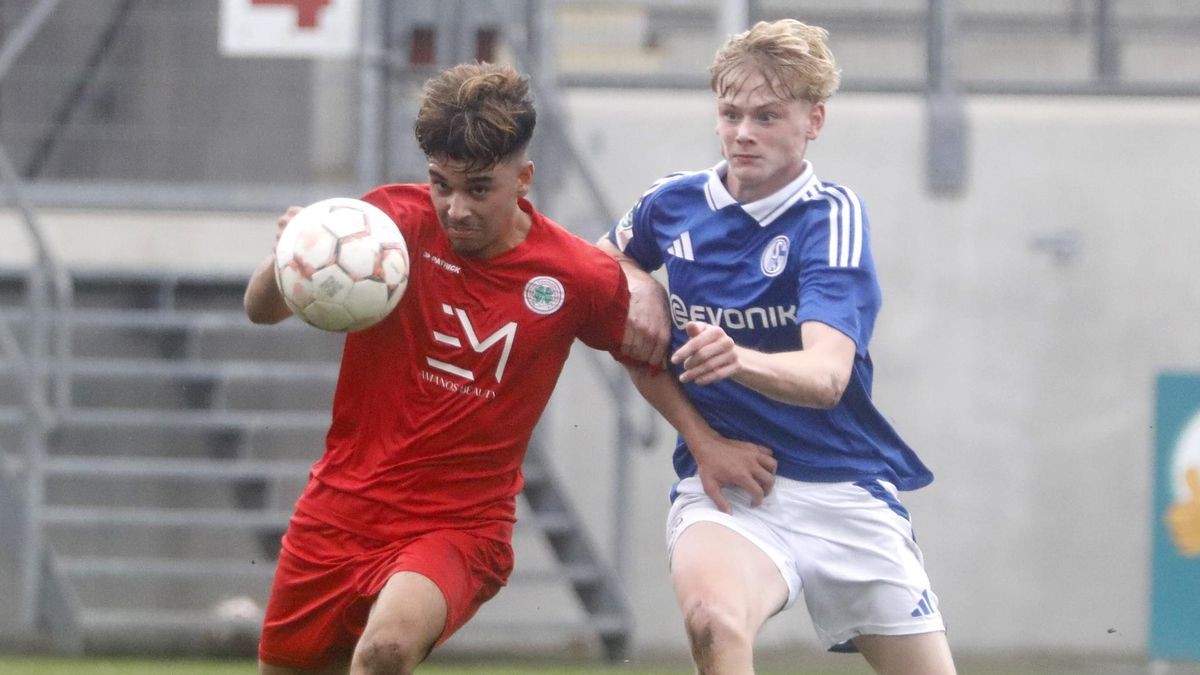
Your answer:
[1150,373,1200,661]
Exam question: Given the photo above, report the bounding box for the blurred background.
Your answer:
[1,0,1199,672]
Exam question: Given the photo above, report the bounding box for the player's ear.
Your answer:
[517,160,534,197]
[807,101,826,140]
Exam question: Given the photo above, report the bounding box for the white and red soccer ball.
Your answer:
[274,198,409,332]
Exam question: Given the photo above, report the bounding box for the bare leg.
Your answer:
[670,522,789,675]
[349,571,448,675]
[854,631,956,675]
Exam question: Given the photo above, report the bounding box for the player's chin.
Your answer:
[447,237,482,256]
[731,160,772,178]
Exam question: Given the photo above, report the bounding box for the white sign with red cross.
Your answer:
[220,0,361,58]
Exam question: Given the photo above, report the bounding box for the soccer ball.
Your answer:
[274,197,409,332]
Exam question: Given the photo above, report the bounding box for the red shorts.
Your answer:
[258,510,514,670]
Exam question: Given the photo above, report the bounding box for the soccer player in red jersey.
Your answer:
[243,62,679,674]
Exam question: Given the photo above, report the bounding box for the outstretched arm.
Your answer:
[596,237,670,368]
[244,206,301,325]
[624,364,776,514]
[671,320,857,409]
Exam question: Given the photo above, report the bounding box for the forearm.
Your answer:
[675,321,855,409]
[624,361,778,509]
[244,254,292,325]
[624,365,719,448]
[731,347,847,409]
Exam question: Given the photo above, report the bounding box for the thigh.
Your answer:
[670,521,790,630]
[667,477,791,628]
[357,571,447,662]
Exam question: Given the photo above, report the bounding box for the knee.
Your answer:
[681,598,752,658]
[353,634,426,675]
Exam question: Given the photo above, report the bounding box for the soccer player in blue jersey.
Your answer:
[599,19,957,675]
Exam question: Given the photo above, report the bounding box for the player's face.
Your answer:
[428,156,534,259]
[715,70,824,203]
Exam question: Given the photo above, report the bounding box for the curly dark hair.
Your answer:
[414,62,537,172]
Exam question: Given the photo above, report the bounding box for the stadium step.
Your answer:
[58,557,275,580]
[42,456,313,480]
[42,506,293,529]
[2,267,634,659]
[0,357,339,383]
[56,408,330,433]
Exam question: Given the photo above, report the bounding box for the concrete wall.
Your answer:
[3,91,1200,662]
[548,90,1200,661]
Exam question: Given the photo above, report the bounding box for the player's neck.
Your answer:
[478,204,533,259]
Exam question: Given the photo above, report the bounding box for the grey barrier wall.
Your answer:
[3,90,1199,661]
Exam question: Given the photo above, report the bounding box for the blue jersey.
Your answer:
[608,162,932,491]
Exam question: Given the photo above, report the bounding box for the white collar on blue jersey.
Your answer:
[704,160,819,227]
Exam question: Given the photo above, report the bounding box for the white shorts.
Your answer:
[665,475,946,650]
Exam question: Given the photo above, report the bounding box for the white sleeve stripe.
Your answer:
[824,194,840,267]
[838,189,851,267]
[846,188,864,267]
[819,185,863,268]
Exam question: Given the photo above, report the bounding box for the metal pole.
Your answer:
[927,0,954,96]
[16,267,48,629]
[434,0,467,66]
[357,0,387,189]
[1094,0,1120,83]
[0,0,60,83]
[718,0,750,39]
[926,0,968,195]
[0,1,67,624]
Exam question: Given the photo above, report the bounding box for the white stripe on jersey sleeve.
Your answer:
[823,192,840,267]
[844,188,864,267]
[818,185,864,268]
[838,189,852,267]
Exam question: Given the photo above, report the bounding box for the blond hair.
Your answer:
[710,19,841,103]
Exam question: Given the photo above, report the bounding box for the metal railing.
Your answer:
[0,0,76,635]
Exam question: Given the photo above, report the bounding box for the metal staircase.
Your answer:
[0,0,635,659]
[0,269,631,659]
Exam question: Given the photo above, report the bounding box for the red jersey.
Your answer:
[295,184,629,541]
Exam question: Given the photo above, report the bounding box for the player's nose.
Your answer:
[735,118,755,143]
[445,194,471,221]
